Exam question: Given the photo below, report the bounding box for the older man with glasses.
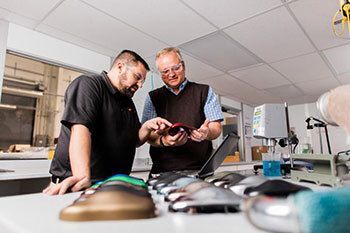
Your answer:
[142,47,223,175]
[44,50,171,195]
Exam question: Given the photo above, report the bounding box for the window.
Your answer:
[0,53,83,151]
[220,106,243,163]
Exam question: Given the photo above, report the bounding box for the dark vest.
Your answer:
[149,81,213,173]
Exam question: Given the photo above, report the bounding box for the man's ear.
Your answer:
[115,61,125,74]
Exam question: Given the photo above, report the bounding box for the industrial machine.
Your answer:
[252,101,350,187]
[252,103,288,152]
[290,153,350,187]
[252,104,289,176]
[289,89,350,187]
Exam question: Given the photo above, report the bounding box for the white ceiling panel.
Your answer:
[242,90,282,105]
[36,24,114,57]
[323,43,350,74]
[181,53,224,81]
[271,52,334,83]
[224,7,315,63]
[284,94,319,105]
[182,0,282,28]
[0,7,38,29]
[201,74,280,105]
[295,77,340,95]
[265,84,304,98]
[180,32,259,71]
[0,0,60,21]
[289,0,348,50]
[338,72,350,85]
[201,74,242,95]
[40,0,167,58]
[229,64,290,89]
[82,0,216,45]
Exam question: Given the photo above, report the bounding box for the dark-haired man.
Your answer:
[44,50,171,195]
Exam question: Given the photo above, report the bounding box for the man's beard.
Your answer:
[120,88,135,98]
[119,72,136,98]
[122,88,134,98]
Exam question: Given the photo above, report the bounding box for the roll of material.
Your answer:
[316,92,337,126]
[245,187,350,233]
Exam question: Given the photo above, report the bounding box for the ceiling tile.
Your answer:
[0,7,38,29]
[201,74,242,94]
[229,64,290,89]
[182,0,282,28]
[40,0,167,58]
[295,77,340,95]
[0,0,60,21]
[265,84,304,98]
[180,32,259,71]
[338,72,350,85]
[181,53,224,81]
[271,52,334,83]
[289,0,348,50]
[82,0,216,45]
[201,76,248,103]
[284,94,319,105]
[240,89,282,105]
[35,24,114,57]
[323,43,350,74]
[201,74,280,105]
[224,7,315,62]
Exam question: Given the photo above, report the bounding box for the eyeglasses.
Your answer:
[125,65,145,85]
[159,61,184,76]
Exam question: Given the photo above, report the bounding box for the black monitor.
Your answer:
[198,133,240,178]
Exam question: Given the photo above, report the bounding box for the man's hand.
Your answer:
[190,119,210,142]
[42,176,91,195]
[144,117,172,135]
[162,130,188,147]
[138,117,172,147]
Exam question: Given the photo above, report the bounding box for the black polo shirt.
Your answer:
[50,71,141,182]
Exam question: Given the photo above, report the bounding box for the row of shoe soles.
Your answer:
[60,177,156,221]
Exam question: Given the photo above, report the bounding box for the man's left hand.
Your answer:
[190,119,210,142]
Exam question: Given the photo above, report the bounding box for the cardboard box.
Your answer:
[251,146,268,161]
[223,152,240,163]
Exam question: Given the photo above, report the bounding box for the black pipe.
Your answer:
[324,125,332,154]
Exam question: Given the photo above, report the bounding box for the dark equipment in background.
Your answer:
[305,117,332,154]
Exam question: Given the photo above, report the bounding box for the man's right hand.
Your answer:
[162,130,188,147]
[42,176,91,195]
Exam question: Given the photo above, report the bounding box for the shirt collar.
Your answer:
[101,70,125,97]
[165,79,188,95]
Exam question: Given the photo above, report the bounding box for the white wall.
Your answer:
[289,103,349,154]
[242,104,262,161]
[0,20,9,100]
[133,72,164,159]
[6,24,110,73]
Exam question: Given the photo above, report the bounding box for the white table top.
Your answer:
[0,191,264,233]
[0,160,51,181]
